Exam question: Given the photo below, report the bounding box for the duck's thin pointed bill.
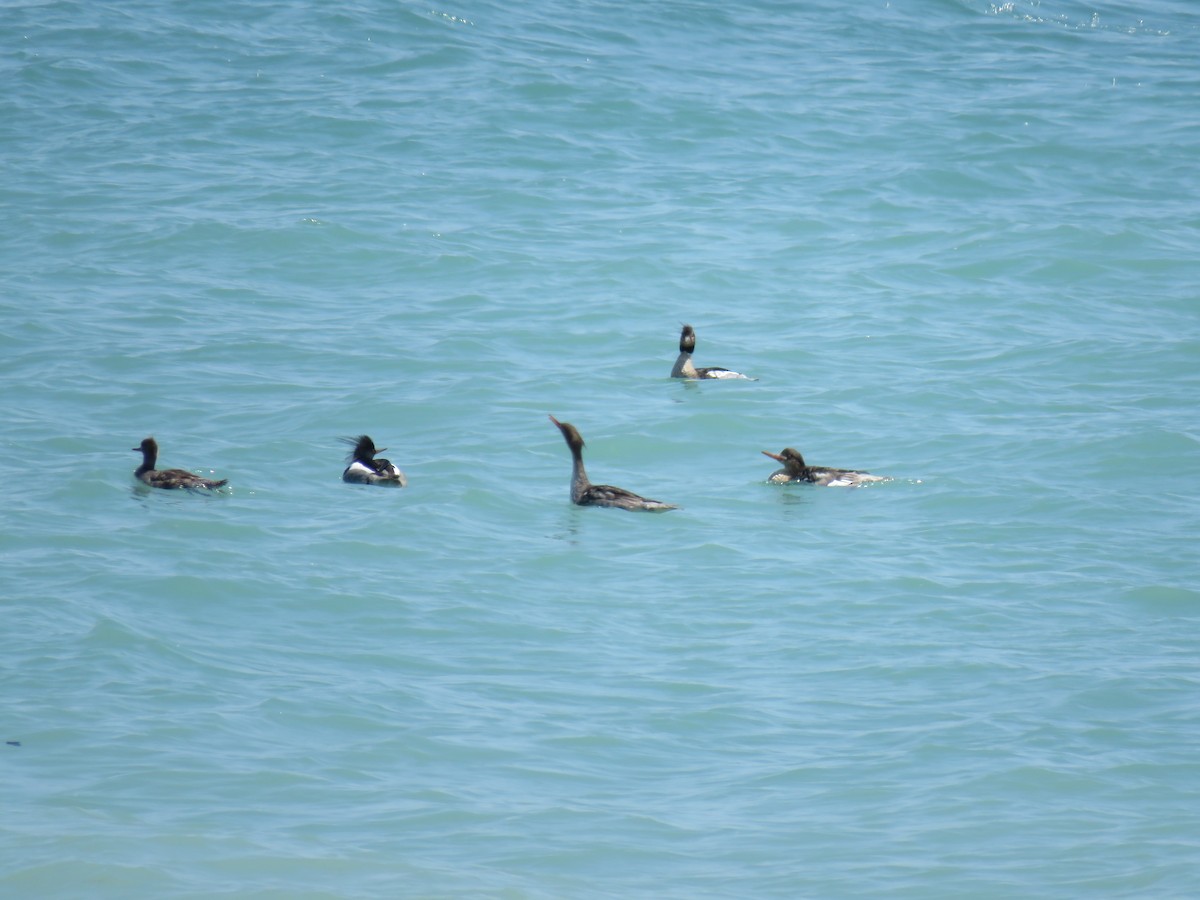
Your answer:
[762,450,785,462]
[548,415,561,427]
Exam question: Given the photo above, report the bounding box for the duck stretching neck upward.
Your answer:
[132,437,227,490]
[551,417,592,504]
[549,415,676,512]
[670,324,752,380]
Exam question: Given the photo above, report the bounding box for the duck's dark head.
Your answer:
[549,415,585,452]
[133,436,158,456]
[343,434,381,461]
[762,447,806,470]
[678,324,697,353]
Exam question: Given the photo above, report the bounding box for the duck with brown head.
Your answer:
[132,437,228,490]
[549,416,676,512]
[762,447,890,487]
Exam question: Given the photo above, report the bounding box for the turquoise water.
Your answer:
[3,0,1199,896]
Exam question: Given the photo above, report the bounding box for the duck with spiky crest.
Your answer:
[341,435,407,486]
[548,415,676,512]
[670,324,753,380]
[761,447,890,487]
[132,437,228,490]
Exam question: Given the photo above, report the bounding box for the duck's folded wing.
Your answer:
[697,366,753,380]
[581,484,676,511]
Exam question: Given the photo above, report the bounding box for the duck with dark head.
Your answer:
[549,416,676,512]
[670,324,753,380]
[762,447,889,487]
[341,435,407,486]
[132,437,227,490]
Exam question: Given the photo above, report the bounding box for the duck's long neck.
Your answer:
[569,447,591,503]
[135,449,156,476]
[671,350,698,378]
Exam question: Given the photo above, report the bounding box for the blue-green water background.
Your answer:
[3,0,1199,896]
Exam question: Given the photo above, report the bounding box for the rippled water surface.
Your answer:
[3,0,1199,896]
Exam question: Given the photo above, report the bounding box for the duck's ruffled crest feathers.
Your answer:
[342,434,380,462]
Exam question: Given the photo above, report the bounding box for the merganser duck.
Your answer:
[132,437,227,490]
[670,324,753,380]
[762,447,890,487]
[342,435,407,486]
[549,415,676,512]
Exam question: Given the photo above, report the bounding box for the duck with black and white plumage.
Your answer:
[670,324,754,381]
[341,435,407,487]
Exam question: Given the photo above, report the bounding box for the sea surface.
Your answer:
[3,0,1199,896]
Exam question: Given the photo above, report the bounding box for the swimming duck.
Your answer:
[132,437,227,490]
[762,447,890,487]
[549,415,676,512]
[670,324,753,380]
[342,435,407,486]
